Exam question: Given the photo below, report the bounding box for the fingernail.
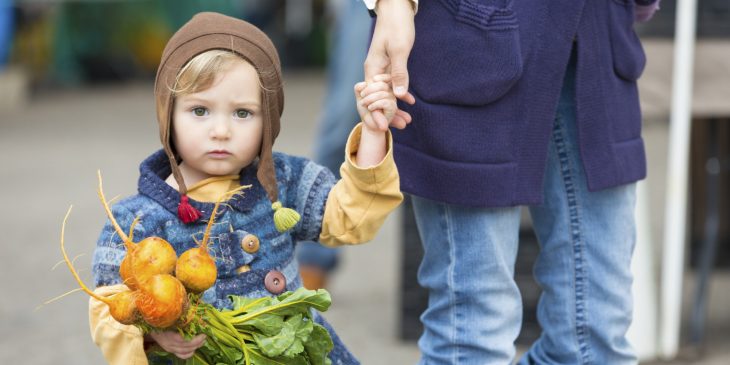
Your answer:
[395,86,405,95]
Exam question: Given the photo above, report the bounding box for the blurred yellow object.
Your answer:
[129,22,170,72]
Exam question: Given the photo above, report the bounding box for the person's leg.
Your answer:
[520,54,638,364]
[412,196,522,365]
[297,0,371,288]
[313,0,370,171]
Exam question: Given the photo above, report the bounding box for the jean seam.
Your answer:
[553,115,593,364]
[443,203,459,364]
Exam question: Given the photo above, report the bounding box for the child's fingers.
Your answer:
[359,91,393,108]
[173,334,206,353]
[359,81,390,97]
[367,99,395,113]
[363,112,382,131]
[188,334,207,347]
[177,350,195,359]
[367,110,389,131]
[354,82,367,96]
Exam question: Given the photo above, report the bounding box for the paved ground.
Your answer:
[0,70,727,364]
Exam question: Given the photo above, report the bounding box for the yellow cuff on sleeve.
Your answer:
[319,123,403,246]
[89,285,148,365]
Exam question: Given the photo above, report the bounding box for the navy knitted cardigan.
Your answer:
[393,0,651,207]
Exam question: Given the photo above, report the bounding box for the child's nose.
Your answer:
[210,117,232,139]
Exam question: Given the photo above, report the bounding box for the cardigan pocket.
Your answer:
[608,0,647,81]
[408,0,523,106]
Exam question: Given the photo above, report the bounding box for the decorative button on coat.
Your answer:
[241,234,260,253]
[264,270,286,294]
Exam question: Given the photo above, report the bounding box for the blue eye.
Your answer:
[192,107,207,116]
[236,109,251,119]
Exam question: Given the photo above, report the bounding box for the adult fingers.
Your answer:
[390,49,410,98]
[396,109,412,124]
[389,114,408,130]
[372,73,392,83]
[364,50,388,83]
[388,109,412,130]
[398,90,416,105]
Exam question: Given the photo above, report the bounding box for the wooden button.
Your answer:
[264,270,286,295]
[241,234,260,253]
[235,265,251,274]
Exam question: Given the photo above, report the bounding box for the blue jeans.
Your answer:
[297,0,371,272]
[413,58,638,364]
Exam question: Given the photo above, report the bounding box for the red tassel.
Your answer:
[178,195,202,223]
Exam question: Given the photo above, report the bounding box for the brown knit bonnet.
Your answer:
[154,12,294,229]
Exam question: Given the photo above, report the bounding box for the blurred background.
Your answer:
[0,0,729,364]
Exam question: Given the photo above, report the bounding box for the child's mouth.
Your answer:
[208,150,232,159]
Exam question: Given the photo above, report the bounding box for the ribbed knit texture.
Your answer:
[393,0,648,207]
[91,150,359,365]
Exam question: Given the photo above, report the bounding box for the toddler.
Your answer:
[89,12,404,365]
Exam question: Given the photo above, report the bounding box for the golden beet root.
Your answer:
[176,247,217,294]
[136,274,188,328]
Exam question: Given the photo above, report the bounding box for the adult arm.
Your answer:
[363,0,417,130]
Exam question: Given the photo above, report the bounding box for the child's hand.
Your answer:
[355,74,411,132]
[148,331,206,359]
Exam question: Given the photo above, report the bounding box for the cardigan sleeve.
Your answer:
[318,123,403,246]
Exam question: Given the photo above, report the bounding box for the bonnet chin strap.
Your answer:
[164,147,202,224]
[259,90,300,232]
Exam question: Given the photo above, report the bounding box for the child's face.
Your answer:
[172,59,263,183]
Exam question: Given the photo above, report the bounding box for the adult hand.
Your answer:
[148,332,206,360]
[364,0,416,130]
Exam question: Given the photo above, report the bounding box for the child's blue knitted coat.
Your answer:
[92,149,359,364]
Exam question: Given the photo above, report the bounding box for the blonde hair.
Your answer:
[171,49,257,96]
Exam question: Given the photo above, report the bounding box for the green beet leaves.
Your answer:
[153,287,335,365]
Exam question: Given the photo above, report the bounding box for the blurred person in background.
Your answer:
[0,0,13,68]
[297,0,373,290]
[363,0,660,364]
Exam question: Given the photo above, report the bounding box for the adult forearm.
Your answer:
[365,0,415,96]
